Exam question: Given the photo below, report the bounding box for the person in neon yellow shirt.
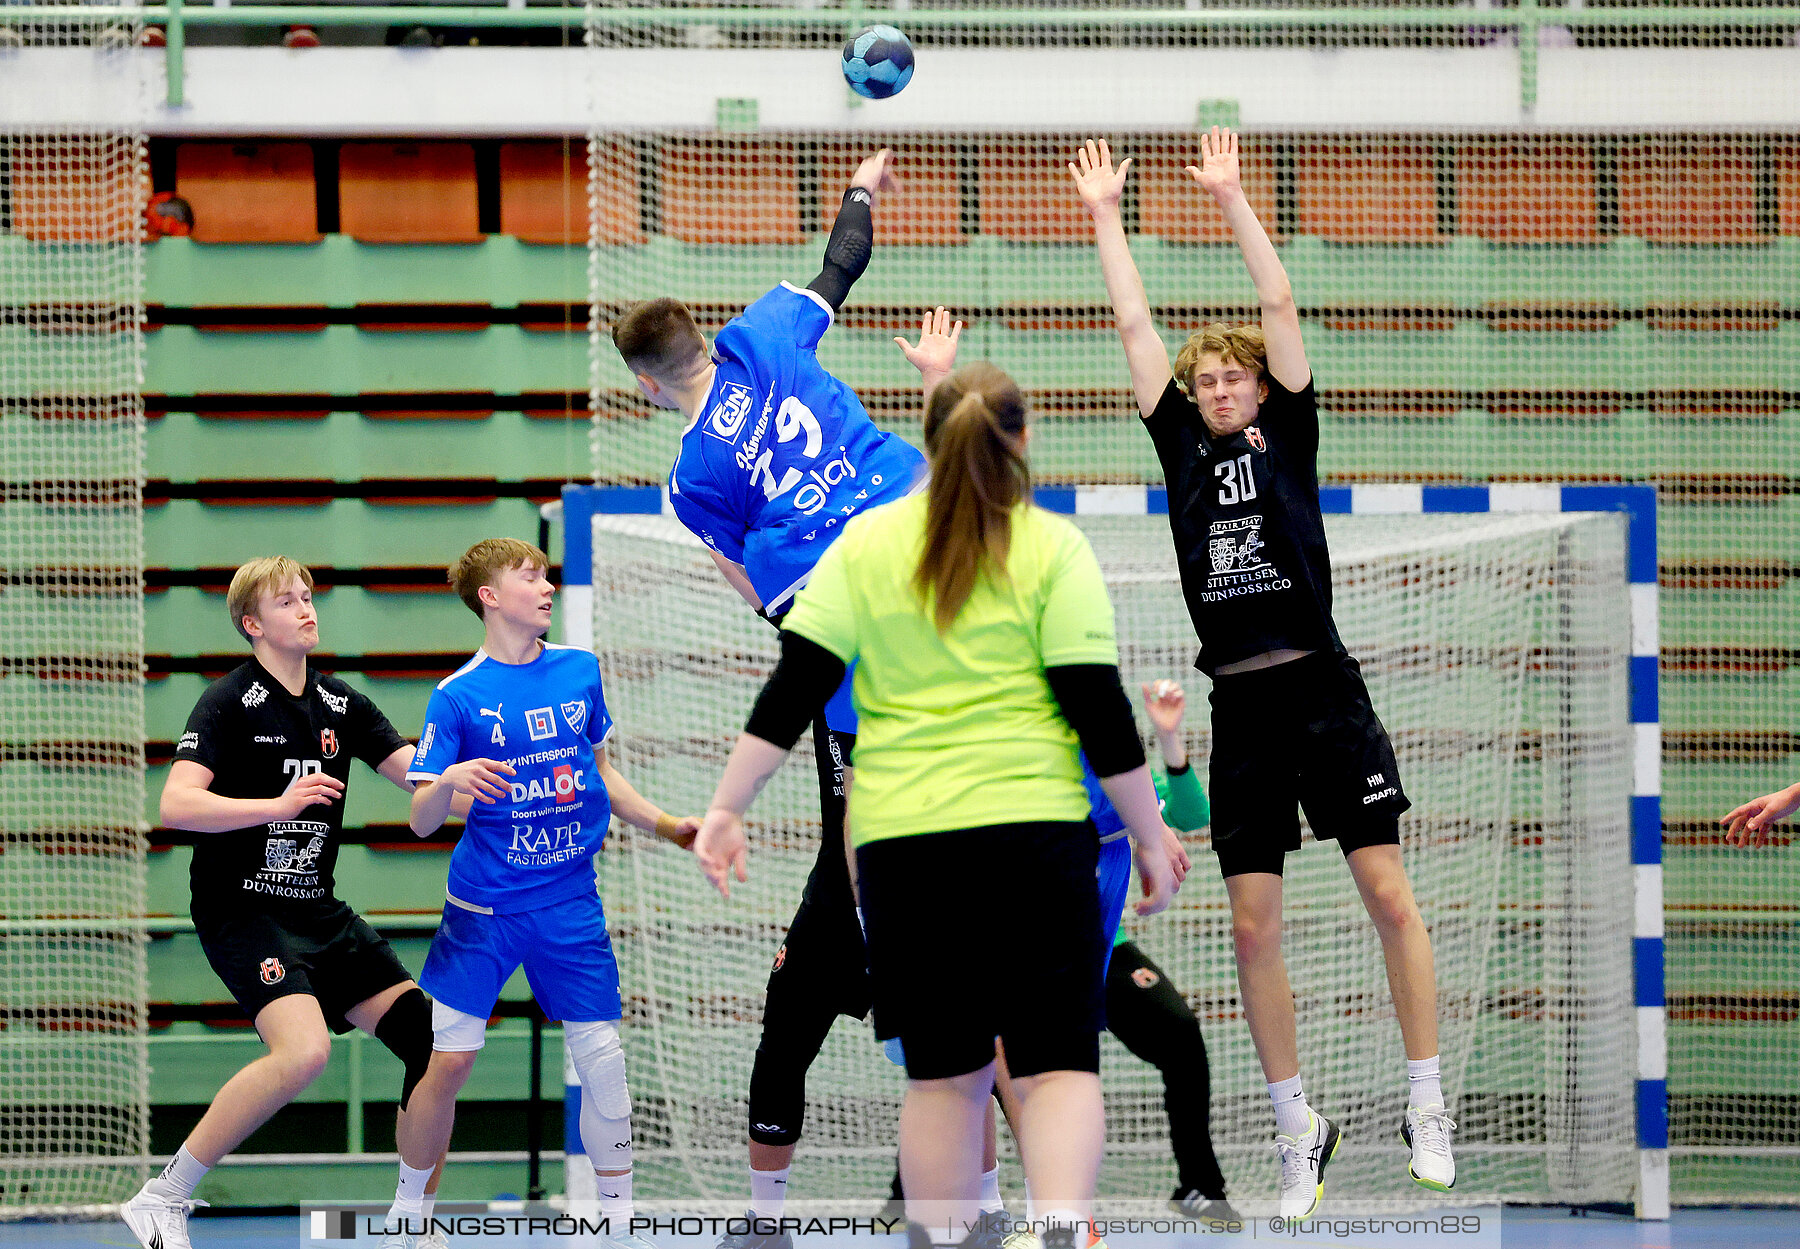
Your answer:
[693,357,1179,1249]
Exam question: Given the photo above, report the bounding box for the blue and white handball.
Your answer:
[841,24,915,100]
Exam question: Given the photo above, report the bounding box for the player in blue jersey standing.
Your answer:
[610,150,929,1248]
[391,539,700,1249]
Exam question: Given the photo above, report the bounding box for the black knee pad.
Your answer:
[374,987,433,1111]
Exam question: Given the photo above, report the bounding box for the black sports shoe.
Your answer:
[959,1208,1019,1249]
[715,1210,792,1249]
[1168,1188,1245,1231]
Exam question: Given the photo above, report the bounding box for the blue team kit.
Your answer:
[408,643,623,1022]
[668,281,926,617]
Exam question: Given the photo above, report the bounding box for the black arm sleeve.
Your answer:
[807,187,875,311]
[1046,663,1148,779]
[745,631,850,750]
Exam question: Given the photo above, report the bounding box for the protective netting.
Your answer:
[585,4,1800,1205]
[0,2,149,1217]
[587,509,1632,1208]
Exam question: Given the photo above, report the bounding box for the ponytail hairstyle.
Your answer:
[914,363,1031,633]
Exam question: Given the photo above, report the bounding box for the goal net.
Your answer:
[585,2,1799,1208]
[0,1,149,1218]
[587,506,1634,1210]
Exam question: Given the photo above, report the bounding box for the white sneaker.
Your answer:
[121,1183,204,1249]
[420,1230,451,1249]
[1272,1110,1341,1220]
[1402,1104,1457,1191]
[604,1234,660,1249]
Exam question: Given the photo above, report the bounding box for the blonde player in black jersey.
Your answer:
[1071,129,1455,1217]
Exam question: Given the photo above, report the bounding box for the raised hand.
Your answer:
[1141,678,1187,736]
[849,148,898,206]
[893,306,963,390]
[1068,137,1132,217]
[1186,125,1242,202]
[275,769,345,819]
[1720,784,1800,848]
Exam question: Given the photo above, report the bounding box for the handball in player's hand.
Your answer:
[842,25,914,99]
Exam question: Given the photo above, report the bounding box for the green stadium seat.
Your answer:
[145,325,592,396]
[146,587,472,658]
[174,142,323,244]
[144,498,547,570]
[339,142,484,245]
[147,236,593,309]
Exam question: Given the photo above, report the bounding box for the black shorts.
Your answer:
[767,821,872,1021]
[1208,650,1410,879]
[856,820,1103,1081]
[193,902,412,1034]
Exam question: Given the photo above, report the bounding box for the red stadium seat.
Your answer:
[7,137,141,242]
[1138,139,1281,245]
[659,137,804,245]
[1295,139,1446,244]
[977,139,1099,242]
[1457,138,1601,244]
[1777,141,1800,237]
[174,142,323,244]
[817,138,965,246]
[338,142,483,244]
[1618,138,1767,244]
[501,139,642,245]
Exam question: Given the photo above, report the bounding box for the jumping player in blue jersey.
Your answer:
[610,150,929,1247]
[392,539,700,1249]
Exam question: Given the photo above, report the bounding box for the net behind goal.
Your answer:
[585,500,1634,1209]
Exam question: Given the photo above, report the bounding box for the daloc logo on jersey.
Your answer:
[559,699,588,737]
[552,764,582,804]
[705,382,755,443]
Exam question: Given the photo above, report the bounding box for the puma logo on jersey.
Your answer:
[480,704,504,720]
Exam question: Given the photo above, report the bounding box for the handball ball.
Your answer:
[842,25,914,100]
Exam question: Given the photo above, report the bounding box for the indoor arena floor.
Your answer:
[2,1207,1796,1249]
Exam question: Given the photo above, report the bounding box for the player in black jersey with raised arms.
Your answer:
[1071,130,1456,1218]
[121,557,447,1249]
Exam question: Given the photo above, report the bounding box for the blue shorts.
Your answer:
[419,888,621,1024]
[1097,835,1132,977]
[824,660,857,735]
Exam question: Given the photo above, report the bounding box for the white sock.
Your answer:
[1268,1074,1312,1138]
[597,1170,634,1229]
[1407,1055,1443,1110]
[389,1159,433,1221]
[147,1145,209,1201]
[748,1165,790,1219]
[979,1164,1003,1214]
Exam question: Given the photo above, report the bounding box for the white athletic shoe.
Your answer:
[121,1183,204,1249]
[1272,1110,1341,1220]
[420,1230,451,1249]
[1402,1104,1458,1191]
[603,1233,660,1249]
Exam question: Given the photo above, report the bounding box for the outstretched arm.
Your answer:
[1071,138,1172,419]
[1721,783,1800,848]
[1188,126,1308,391]
[808,148,896,312]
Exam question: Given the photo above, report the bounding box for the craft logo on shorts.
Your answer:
[1245,425,1266,452]
[560,699,588,737]
[1132,966,1161,990]
[260,957,285,985]
[771,944,787,972]
[705,382,755,443]
[319,728,339,759]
